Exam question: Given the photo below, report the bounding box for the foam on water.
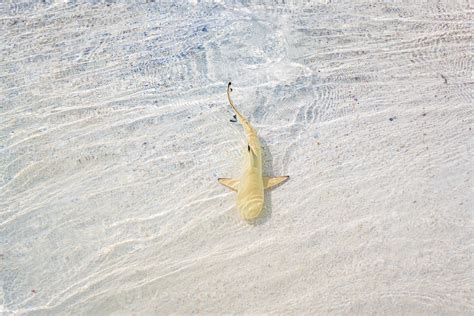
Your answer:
[1,1,472,314]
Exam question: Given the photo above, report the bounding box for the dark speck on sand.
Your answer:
[440,74,448,84]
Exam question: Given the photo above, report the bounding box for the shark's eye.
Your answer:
[247,145,251,152]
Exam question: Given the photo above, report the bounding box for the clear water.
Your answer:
[1,1,472,314]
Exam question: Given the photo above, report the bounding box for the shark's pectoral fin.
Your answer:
[263,176,289,189]
[218,178,240,191]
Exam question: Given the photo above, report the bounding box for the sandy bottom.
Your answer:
[1,1,472,314]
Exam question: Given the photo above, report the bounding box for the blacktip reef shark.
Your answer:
[218,82,289,221]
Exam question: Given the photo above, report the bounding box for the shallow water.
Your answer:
[1,1,472,314]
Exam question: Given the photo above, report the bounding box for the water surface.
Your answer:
[1,1,472,314]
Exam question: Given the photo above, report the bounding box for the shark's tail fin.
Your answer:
[226,82,247,124]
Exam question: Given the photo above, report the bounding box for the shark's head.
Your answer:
[239,199,264,221]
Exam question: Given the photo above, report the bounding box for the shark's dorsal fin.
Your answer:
[263,176,289,190]
[218,178,240,191]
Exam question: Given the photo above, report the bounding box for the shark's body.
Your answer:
[218,83,289,221]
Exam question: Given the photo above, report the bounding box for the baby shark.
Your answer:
[218,83,289,221]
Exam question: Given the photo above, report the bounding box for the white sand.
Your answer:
[1,1,472,314]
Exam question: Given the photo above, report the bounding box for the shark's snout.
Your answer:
[239,200,264,221]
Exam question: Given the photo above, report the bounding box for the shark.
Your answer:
[218,82,289,221]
